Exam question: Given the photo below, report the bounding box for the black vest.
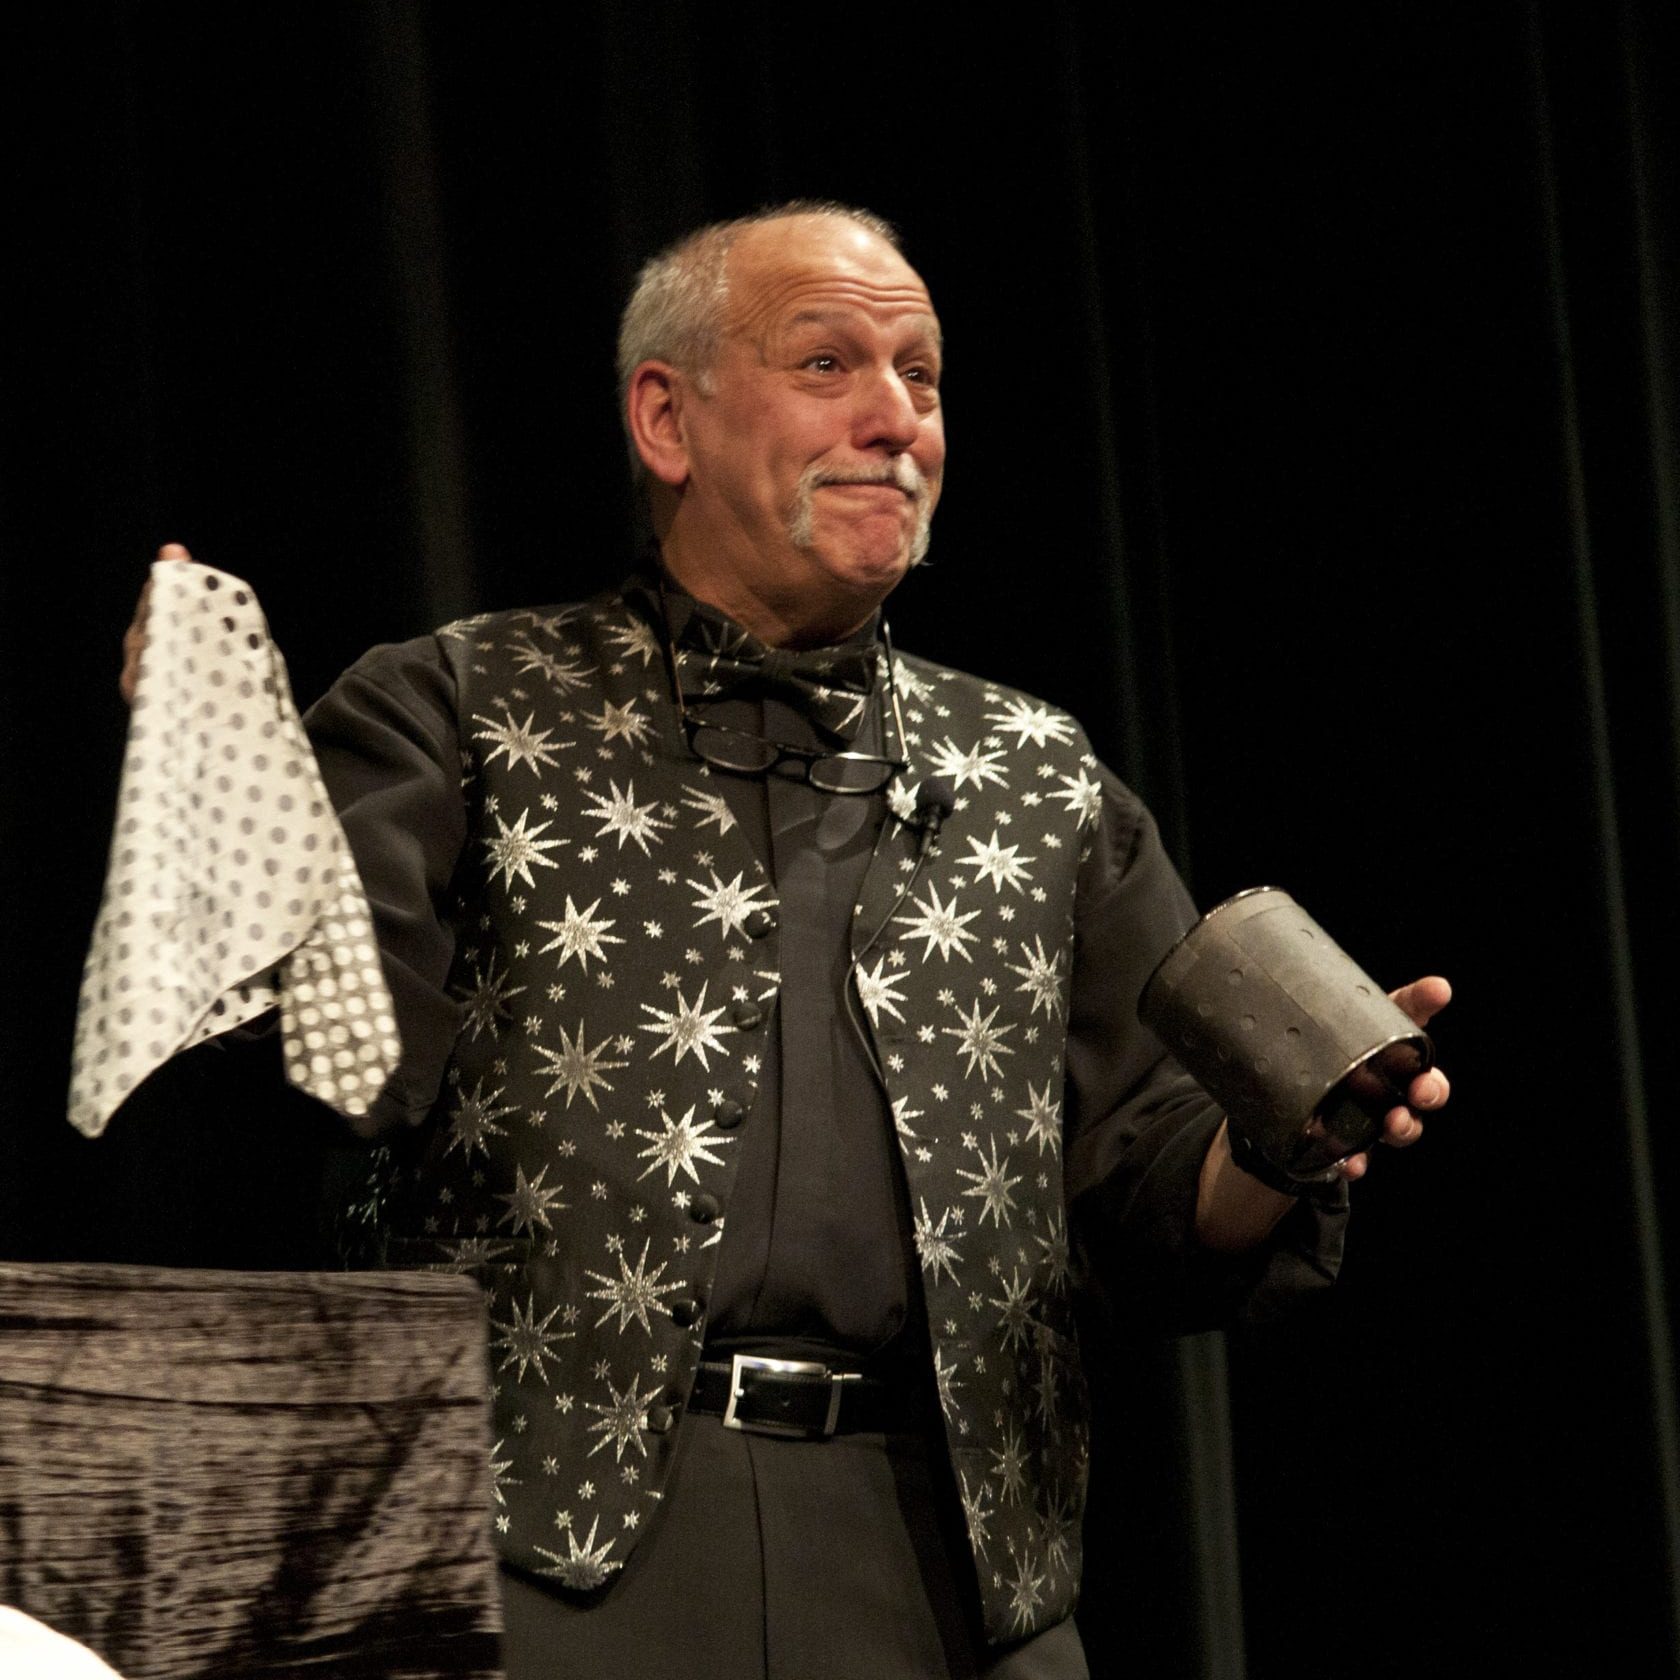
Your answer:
[382,587,1109,1643]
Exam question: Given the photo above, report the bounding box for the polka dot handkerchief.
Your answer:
[69,560,402,1137]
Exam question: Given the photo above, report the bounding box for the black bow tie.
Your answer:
[671,603,879,744]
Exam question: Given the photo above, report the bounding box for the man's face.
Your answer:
[671,216,946,634]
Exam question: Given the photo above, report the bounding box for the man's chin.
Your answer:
[809,516,928,584]
[810,542,917,599]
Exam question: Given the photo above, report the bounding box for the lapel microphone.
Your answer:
[914,777,957,860]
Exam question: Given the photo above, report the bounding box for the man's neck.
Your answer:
[657,538,879,651]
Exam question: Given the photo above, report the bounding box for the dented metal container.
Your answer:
[1139,887,1432,1184]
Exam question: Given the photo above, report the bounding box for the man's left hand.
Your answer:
[1336,975,1452,1182]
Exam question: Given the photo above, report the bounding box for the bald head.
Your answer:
[716,213,937,356]
[616,202,906,423]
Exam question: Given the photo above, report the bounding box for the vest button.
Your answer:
[743,908,776,938]
[645,1404,675,1434]
[730,1001,764,1030]
[669,1295,703,1328]
[712,1096,746,1129]
[688,1193,721,1224]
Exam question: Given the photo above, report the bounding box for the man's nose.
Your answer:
[852,366,923,452]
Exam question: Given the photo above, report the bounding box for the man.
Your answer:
[119,203,1449,1677]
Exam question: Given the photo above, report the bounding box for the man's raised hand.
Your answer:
[119,543,193,704]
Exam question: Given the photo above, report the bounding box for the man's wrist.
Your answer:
[1224,1120,1345,1204]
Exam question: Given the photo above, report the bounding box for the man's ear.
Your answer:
[626,362,692,489]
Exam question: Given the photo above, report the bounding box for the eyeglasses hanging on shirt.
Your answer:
[659,581,910,795]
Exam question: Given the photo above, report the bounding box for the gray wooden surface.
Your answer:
[0,1264,502,1678]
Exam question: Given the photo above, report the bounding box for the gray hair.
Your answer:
[616,200,901,476]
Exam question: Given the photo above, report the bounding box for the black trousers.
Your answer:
[499,1410,1089,1680]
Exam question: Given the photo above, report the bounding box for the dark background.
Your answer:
[5,4,1679,1676]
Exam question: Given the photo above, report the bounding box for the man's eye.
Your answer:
[902,365,939,387]
[804,354,840,374]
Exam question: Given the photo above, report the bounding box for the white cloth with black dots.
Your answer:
[69,560,401,1137]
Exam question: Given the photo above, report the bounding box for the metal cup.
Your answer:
[1139,887,1432,1183]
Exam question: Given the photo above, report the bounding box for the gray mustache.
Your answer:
[806,462,926,500]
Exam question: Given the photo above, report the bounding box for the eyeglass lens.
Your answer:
[687,723,895,795]
[808,755,895,794]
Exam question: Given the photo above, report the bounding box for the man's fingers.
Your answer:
[119,545,194,704]
[1328,983,1450,1184]
[1382,1105,1425,1147]
[1408,1067,1450,1111]
[1389,974,1451,1027]
[1337,1109,1422,1182]
[118,577,153,704]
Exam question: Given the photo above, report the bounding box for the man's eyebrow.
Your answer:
[784,307,943,347]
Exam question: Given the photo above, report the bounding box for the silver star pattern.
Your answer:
[582,778,674,854]
[894,883,982,963]
[679,785,737,835]
[985,697,1077,749]
[960,1468,996,1560]
[634,1104,734,1184]
[585,1238,684,1334]
[1006,936,1065,1018]
[959,829,1037,894]
[584,698,653,748]
[956,1134,1022,1229]
[510,635,592,693]
[473,707,568,775]
[491,1292,573,1385]
[454,948,526,1040]
[686,869,773,942]
[444,1079,517,1159]
[943,999,1015,1081]
[536,896,625,971]
[420,600,1107,1643]
[914,1196,964,1287]
[498,1163,568,1234]
[638,985,731,1069]
[855,955,910,1026]
[1006,1545,1047,1633]
[928,736,1011,792]
[483,808,568,890]
[534,1515,620,1589]
[531,1019,626,1109]
[603,616,661,667]
[1015,1079,1062,1157]
[1048,768,1103,828]
[585,1369,660,1461]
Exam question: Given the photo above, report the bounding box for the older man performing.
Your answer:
[117,203,1449,1678]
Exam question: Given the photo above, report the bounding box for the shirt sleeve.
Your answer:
[1062,765,1348,1333]
[302,636,468,1138]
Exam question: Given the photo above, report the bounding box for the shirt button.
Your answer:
[730,1001,764,1030]
[743,908,776,938]
[688,1193,721,1224]
[645,1404,675,1434]
[712,1096,746,1129]
[669,1295,703,1328]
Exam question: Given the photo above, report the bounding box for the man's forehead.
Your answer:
[724,217,940,342]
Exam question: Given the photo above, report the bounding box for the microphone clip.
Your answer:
[913,776,957,860]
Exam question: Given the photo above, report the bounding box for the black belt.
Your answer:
[688,1355,923,1438]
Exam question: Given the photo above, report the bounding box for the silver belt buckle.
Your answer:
[722,1353,860,1437]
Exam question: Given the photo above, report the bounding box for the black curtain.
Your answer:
[5,5,1678,1675]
